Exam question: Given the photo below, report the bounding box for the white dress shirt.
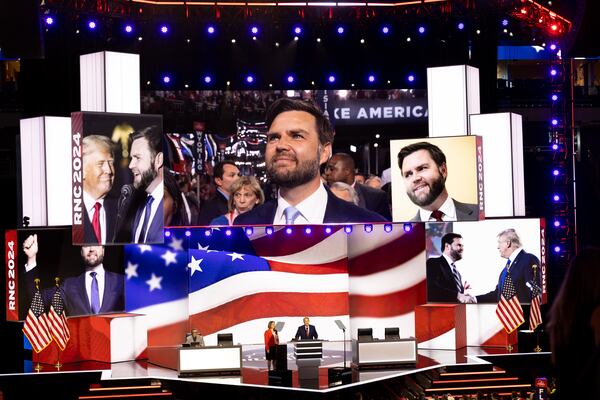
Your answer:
[134,182,164,242]
[419,196,458,222]
[273,183,328,224]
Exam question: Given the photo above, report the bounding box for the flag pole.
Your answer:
[33,279,43,372]
[53,277,63,370]
[532,265,542,352]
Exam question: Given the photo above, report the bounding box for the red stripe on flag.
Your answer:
[349,224,425,277]
[268,259,347,275]
[190,291,349,335]
[349,281,426,318]
[251,227,343,257]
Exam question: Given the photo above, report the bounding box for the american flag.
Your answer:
[529,275,542,331]
[496,272,524,333]
[22,285,52,353]
[47,287,71,351]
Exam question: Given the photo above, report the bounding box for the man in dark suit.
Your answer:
[82,135,118,244]
[234,98,386,225]
[197,160,240,225]
[127,126,164,244]
[23,234,124,316]
[427,232,474,303]
[475,229,539,304]
[294,317,318,340]
[324,153,392,221]
[397,141,480,222]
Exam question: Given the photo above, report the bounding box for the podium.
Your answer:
[352,338,417,369]
[415,303,466,349]
[294,341,322,389]
[178,345,242,377]
[274,344,288,371]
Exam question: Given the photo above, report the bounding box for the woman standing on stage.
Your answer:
[264,320,279,370]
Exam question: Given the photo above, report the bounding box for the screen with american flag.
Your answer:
[496,273,525,333]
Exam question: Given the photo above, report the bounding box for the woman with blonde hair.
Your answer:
[210,176,264,225]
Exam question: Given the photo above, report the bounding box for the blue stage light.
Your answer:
[344,226,352,234]
[304,227,312,234]
[382,26,390,34]
[225,229,232,236]
[246,75,254,84]
[368,75,375,83]
[162,75,171,84]
[337,26,344,35]
[384,224,393,233]
[160,25,168,34]
[403,223,412,232]
[207,26,215,34]
[45,17,54,25]
[185,230,191,237]
[88,21,97,30]
[418,26,425,34]
[245,227,254,236]
[285,227,293,235]
[204,76,212,84]
[164,230,171,237]
[364,224,373,233]
[287,75,295,83]
[325,226,332,234]
[125,25,133,33]
[251,26,259,35]
[328,75,336,83]
[266,227,274,235]
[457,22,465,30]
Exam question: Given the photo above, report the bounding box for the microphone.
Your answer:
[113,184,134,241]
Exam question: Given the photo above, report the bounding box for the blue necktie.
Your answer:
[284,206,300,225]
[138,196,154,243]
[90,271,100,314]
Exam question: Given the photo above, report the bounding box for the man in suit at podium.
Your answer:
[294,317,318,340]
[185,328,205,347]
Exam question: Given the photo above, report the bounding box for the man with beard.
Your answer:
[23,234,125,316]
[234,98,385,225]
[397,142,478,222]
[82,135,117,244]
[426,232,474,303]
[119,126,164,243]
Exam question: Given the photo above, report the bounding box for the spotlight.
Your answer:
[124,24,133,33]
[552,143,559,151]
[550,43,557,51]
[160,25,168,34]
[251,26,259,35]
[207,26,215,35]
[550,68,558,76]
[384,224,393,233]
[502,19,509,27]
[553,194,560,202]
[294,36,299,41]
[551,94,558,101]
[553,245,561,253]
[45,16,54,25]
[285,227,293,235]
[407,74,415,82]
[325,226,332,234]
[551,24,558,32]
[225,229,233,236]
[204,229,211,237]
[418,26,425,34]
[328,75,336,83]
[552,169,560,176]
[185,230,191,237]
[246,75,254,84]
[360,38,365,44]
[88,21,97,30]
[368,75,375,83]
[266,227,274,235]
[162,75,171,84]
[245,227,254,236]
[551,118,558,126]
[165,230,171,237]
[364,224,373,233]
[382,25,390,34]
[337,26,344,35]
[344,226,352,234]
[204,75,212,84]
[403,223,412,232]
[304,227,312,234]
[553,220,560,227]
[294,26,302,35]
[287,74,295,83]
[457,22,465,30]
[316,37,321,43]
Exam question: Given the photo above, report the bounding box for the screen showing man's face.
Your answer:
[81,245,105,267]
[401,149,446,207]
[265,110,325,188]
[129,137,157,190]
[447,238,464,261]
[83,145,114,199]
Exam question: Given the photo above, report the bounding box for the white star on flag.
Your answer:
[187,256,203,276]
[125,262,138,280]
[168,237,184,251]
[146,273,163,292]
[198,243,217,253]
[227,252,245,261]
[138,245,152,254]
[161,250,178,266]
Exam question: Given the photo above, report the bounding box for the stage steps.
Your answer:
[78,379,174,400]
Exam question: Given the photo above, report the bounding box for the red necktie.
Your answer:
[431,210,444,222]
[92,202,102,243]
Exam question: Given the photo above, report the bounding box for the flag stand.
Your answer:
[34,351,42,372]
[55,349,62,370]
[534,329,542,352]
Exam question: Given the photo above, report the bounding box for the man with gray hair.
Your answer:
[475,229,540,304]
[82,135,117,244]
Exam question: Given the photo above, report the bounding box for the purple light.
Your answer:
[204,75,212,84]
[328,75,336,83]
[457,22,465,30]
[554,245,561,253]
[501,19,509,27]
[325,226,332,234]
[45,17,54,25]
[551,94,558,101]
[553,220,560,227]
[162,75,171,84]
[204,229,211,237]
[304,227,312,235]
[266,227,274,235]
[88,21,97,29]
[225,229,232,236]
[384,224,393,233]
[368,75,375,83]
[287,75,295,83]
[294,26,302,35]
[407,74,415,82]
[185,230,191,237]
[285,227,293,235]
[164,230,171,237]
[553,194,560,202]
[550,43,557,50]
[344,226,353,234]
[246,75,254,84]
[337,26,344,35]
[550,68,557,76]
[160,25,168,34]
[551,118,558,126]
[403,223,412,232]
[245,227,254,236]
[382,26,390,34]
[251,26,259,35]
[553,169,560,176]
[552,143,559,151]
[125,25,133,33]
[207,26,215,34]
[364,224,373,233]
[418,26,425,34]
